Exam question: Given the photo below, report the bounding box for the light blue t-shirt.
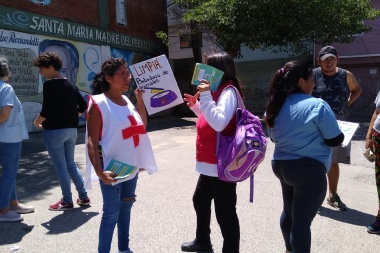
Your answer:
[269,93,342,171]
[0,80,27,143]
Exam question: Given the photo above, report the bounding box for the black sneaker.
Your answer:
[181,239,213,252]
[326,193,347,211]
[367,220,380,234]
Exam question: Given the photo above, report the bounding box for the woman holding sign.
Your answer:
[182,52,243,253]
[86,58,157,253]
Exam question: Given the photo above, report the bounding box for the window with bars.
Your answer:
[116,0,127,26]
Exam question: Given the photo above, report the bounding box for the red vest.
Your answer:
[196,81,237,164]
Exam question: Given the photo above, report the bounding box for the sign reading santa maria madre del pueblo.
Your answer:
[129,55,182,115]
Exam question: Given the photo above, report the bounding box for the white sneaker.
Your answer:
[0,210,23,222]
[10,203,35,214]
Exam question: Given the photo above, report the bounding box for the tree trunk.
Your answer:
[190,20,203,64]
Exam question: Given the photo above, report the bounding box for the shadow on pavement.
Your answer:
[0,210,99,246]
[18,134,58,203]
[41,208,99,234]
[318,206,375,227]
[0,223,34,245]
[17,128,85,203]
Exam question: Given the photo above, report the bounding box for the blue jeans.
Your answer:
[43,128,87,203]
[272,158,327,253]
[98,174,138,253]
[0,142,21,208]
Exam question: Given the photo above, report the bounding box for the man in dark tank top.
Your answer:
[312,46,362,211]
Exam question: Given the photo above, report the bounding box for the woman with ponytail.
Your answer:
[265,61,344,253]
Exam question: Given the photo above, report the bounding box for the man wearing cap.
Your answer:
[312,45,362,211]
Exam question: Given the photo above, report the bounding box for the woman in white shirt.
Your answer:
[181,52,243,253]
[87,58,156,253]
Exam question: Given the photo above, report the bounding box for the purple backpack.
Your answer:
[217,87,267,202]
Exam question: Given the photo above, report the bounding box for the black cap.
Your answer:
[318,46,338,61]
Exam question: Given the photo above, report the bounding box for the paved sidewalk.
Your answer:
[0,117,378,253]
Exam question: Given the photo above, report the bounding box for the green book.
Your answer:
[105,158,138,180]
[191,63,224,92]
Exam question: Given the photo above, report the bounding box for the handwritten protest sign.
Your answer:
[129,55,182,115]
[337,120,360,147]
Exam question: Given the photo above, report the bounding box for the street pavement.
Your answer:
[0,116,379,253]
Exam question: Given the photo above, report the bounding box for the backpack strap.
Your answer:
[220,85,245,110]
[250,174,254,203]
[216,85,242,152]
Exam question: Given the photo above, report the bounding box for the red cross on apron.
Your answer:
[121,115,146,147]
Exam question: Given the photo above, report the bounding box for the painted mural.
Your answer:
[31,0,51,6]
[0,29,150,132]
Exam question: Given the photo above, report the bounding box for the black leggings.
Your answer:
[272,158,327,253]
[193,174,240,253]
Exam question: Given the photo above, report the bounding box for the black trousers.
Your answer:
[193,174,240,253]
[272,158,327,253]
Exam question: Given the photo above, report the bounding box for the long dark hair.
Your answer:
[265,61,313,128]
[205,52,243,97]
[92,58,126,95]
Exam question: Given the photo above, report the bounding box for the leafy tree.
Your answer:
[167,0,380,58]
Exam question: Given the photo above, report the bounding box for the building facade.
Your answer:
[0,0,167,130]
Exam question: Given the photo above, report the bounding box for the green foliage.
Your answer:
[172,0,380,57]
[155,31,169,46]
